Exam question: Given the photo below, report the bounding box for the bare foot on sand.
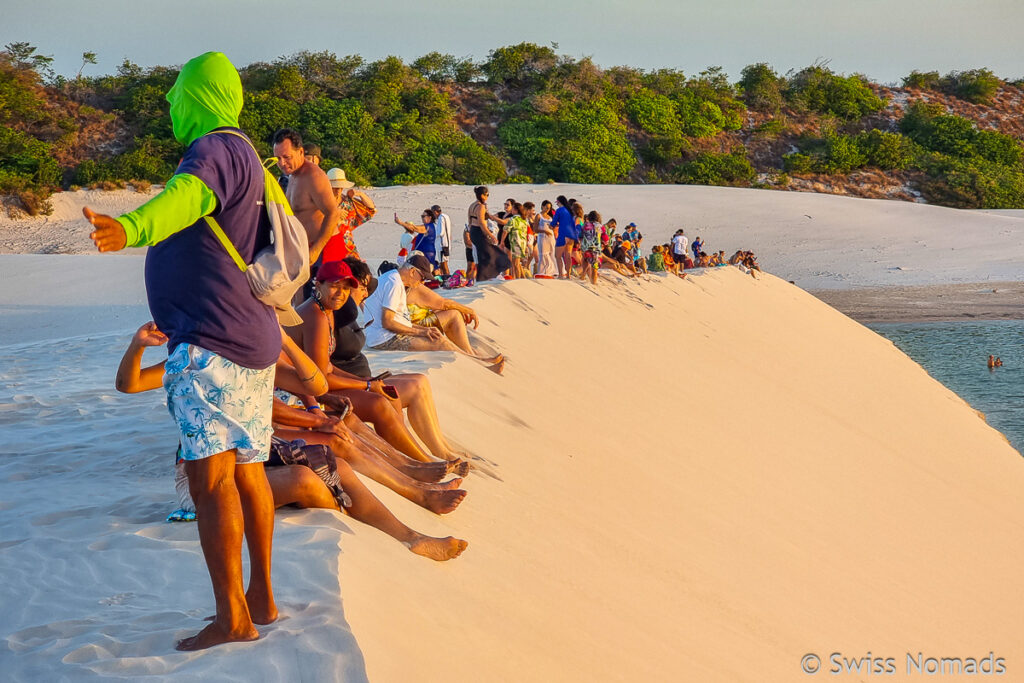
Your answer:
[446,459,470,477]
[420,488,467,514]
[488,356,505,375]
[403,460,449,483]
[406,535,469,561]
[176,620,259,651]
[245,587,278,625]
[427,476,463,491]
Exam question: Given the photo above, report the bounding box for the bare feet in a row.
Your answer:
[420,488,467,514]
[176,620,258,651]
[406,535,469,561]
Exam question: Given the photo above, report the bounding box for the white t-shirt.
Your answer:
[436,212,452,253]
[672,234,688,256]
[363,270,412,348]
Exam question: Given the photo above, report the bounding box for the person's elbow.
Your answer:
[115,376,140,394]
[308,374,329,397]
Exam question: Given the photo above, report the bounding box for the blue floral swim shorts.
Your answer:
[164,344,275,464]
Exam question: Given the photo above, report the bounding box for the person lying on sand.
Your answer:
[117,322,467,560]
[288,259,480,459]
[363,255,505,374]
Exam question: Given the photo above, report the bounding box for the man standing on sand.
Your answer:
[83,52,280,651]
[672,229,688,265]
[431,204,452,276]
[273,128,340,265]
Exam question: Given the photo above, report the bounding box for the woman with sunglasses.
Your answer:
[394,208,438,269]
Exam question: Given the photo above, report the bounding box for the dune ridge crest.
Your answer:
[2,264,1022,681]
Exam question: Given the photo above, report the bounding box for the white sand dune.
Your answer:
[2,250,1022,680]
[4,184,1024,290]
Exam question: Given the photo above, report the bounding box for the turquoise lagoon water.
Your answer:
[869,320,1024,454]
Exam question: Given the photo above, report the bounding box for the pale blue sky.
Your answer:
[4,0,1022,83]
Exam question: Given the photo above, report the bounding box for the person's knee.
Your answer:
[327,434,352,456]
[365,393,394,421]
[185,452,235,498]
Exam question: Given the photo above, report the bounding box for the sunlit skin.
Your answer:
[275,138,340,262]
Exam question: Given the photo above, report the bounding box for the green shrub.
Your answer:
[753,118,787,137]
[412,52,480,83]
[482,43,558,85]
[817,134,868,173]
[918,154,1024,208]
[900,103,1022,165]
[240,92,301,151]
[739,63,785,112]
[902,70,940,90]
[498,100,635,183]
[786,66,886,119]
[110,136,176,181]
[674,149,754,185]
[0,125,60,187]
[624,88,680,137]
[940,69,1001,104]
[855,129,916,170]
[782,152,815,174]
[973,129,1024,166]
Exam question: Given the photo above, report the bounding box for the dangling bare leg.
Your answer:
[274,428,467,514]
[386,374,469,461]
[266,465,467,561]
[333,389,435,462]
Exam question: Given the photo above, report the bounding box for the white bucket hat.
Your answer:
[326,167,355,189]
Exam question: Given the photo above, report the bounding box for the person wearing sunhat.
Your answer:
[83,51,280,652]
[320,167,376,265]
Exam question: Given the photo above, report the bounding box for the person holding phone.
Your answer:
[290,260,473,464]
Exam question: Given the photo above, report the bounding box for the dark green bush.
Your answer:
[918,154,1024,208]
[939,69,1001,104]
[902,70,940,90]
[482,43,558,85]
[786,66,886,119]
[0,125,60,187]
[900,102,1023,165]
[412,52,480,83]
[739,63,785,112]
[674,149,754,185]
[855,129,916,169]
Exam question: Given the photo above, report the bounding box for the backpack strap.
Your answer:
[204,216,248,272]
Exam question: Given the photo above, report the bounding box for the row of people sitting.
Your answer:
[114,254,514,562]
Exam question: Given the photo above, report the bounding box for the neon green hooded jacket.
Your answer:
[118,52,243,247]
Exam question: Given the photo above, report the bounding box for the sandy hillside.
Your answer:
[3,184,1024,290]
[1,257,1021,681]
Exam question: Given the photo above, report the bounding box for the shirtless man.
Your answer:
[272,128,340,263]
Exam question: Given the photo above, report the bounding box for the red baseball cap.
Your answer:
[316,260,360,287]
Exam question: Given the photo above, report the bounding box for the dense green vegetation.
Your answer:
[783,101,1024,207]
[1,41,1023,214]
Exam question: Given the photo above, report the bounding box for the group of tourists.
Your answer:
[81,51,766,654]
[83,52,491,653]
[388,188,761,288]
